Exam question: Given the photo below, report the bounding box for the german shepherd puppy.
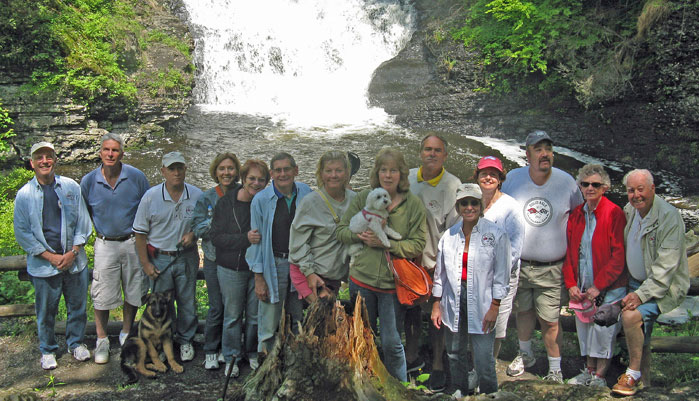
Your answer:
[120,291,184,384]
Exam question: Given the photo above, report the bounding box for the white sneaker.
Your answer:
[249,356,259,371]
[94,337,110,364]
[225,362,240,378]
[119,331,129,346]
[217,352,225,363]
[72,344,91,361]
[41,354,57,370]
[588,375,607,387]
[468,369,479,391]
[204,353,219,370]
[544,370,563,383]
[568,369,592,385]
[506,351,535,376]
[180,343,195,362]
[451,389,463,399]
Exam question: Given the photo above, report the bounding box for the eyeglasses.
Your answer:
[458,199,480,207]
[272,166,294,174]
[580,181,604,188]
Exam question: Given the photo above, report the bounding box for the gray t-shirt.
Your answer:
[502,167,583,262]
[625,209,647,281]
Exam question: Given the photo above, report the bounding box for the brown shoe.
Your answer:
[612,373,643,396]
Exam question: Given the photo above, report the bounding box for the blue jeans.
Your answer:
[629,278,659,345]
[203,258,224,353]
[218,266,258,363]
[444,283,497,394]
[349,281,407,382]
[257,257,304,354]
[150,251,199,344]
[31,268,89,355]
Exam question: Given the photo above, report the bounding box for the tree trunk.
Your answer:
[231,295,429,401]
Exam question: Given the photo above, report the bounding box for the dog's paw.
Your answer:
[146,361,168,372]
[170,362,184,373]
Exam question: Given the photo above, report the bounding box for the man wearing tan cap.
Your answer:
[14,142,92,370]
[133,151,203,362]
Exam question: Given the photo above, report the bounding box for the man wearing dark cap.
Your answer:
[133,151,203,362]
[502,130,583,382]
[14,142,92,370]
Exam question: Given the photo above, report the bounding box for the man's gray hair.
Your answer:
[419,134,448,153]
[622,169,654,187]
[270,152,297,169]
[101,132,124,149]
[576,164,611,187]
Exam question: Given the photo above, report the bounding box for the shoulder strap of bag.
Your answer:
[317,189,340,224]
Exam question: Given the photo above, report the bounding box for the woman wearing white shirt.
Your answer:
[431,183,511,395]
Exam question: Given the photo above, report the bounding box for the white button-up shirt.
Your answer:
[433,218,511,334]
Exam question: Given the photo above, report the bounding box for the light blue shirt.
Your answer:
[80,163,150,237]
[246,181,312,303]
[132,183,203,251]
[433,218,511,334]
[578,202,596,290]
[14,175,92,277]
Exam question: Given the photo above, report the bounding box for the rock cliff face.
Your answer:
[0,0,194,164]
[368,0,698,191]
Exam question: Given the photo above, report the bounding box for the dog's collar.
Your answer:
[362,209,384,220]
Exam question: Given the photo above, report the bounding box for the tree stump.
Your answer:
[231,295,430,401]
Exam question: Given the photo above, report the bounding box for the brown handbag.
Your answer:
[385,251,433,306]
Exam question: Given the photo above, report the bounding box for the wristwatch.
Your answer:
[71,248,79,256]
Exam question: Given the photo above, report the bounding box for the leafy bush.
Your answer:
[0,101,17,158]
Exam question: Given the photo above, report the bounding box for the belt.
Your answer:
[521,258,564,267]
[273,251,289,259]
[96,233,134,242]
[159,246,197,256]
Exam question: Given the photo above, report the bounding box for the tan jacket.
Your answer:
[624,195,689,313]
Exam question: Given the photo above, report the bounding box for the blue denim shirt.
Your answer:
[246,181,312,303]
[14,176,92,277]
[192,185,239,261]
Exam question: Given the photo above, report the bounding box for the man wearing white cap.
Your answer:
[14,142,92,370]
[133,151,203,362]
[502,130,583,382]
[406,134,461,391]
[80,133,150,363]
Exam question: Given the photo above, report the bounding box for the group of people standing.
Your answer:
[13,129,688,397]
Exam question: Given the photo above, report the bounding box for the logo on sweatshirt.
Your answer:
[523,197,552,227]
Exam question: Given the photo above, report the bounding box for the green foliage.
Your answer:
[452,0,639,92]
[147,30,191,58]
[0,101,17,157]
[148,67,191,98]
[34,374,66,398]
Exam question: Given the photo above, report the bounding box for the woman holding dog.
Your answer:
[210,159,270,377]
[289,151,356,302]
[337,147,427,382]
[192,152,241,370]
[431,183,511,395]
[563,164,627,387]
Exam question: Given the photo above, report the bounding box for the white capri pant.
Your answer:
[494,263,519,339]
[575,317,622,359]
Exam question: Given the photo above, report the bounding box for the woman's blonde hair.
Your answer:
[369,148,410,193]
[209,152,241,184]
[315,151,351,188]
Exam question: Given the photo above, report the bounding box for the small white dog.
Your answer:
[348,187,402,256]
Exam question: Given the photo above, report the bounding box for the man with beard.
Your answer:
[502,131,583,382]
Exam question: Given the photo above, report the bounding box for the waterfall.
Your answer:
[182,0,415,128]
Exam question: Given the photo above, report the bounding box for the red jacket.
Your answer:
[563,196,627,291]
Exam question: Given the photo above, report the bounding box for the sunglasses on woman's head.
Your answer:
[580,181,603,188]
[458,198,480,207]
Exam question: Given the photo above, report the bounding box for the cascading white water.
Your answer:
[182,0,415,128]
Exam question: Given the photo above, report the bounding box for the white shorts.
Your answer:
[575,316,622,359]
[91,236,147,310]
[495,263,520,339]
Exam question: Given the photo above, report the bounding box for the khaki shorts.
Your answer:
[91,236,147,310]
[514,260,567,323]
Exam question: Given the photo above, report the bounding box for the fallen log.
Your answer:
[0,303,34,317]
[231,295,430,401]
[0,255,26,271]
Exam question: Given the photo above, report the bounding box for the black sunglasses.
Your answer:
[458,198,480,207]
[580,181,603,188]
